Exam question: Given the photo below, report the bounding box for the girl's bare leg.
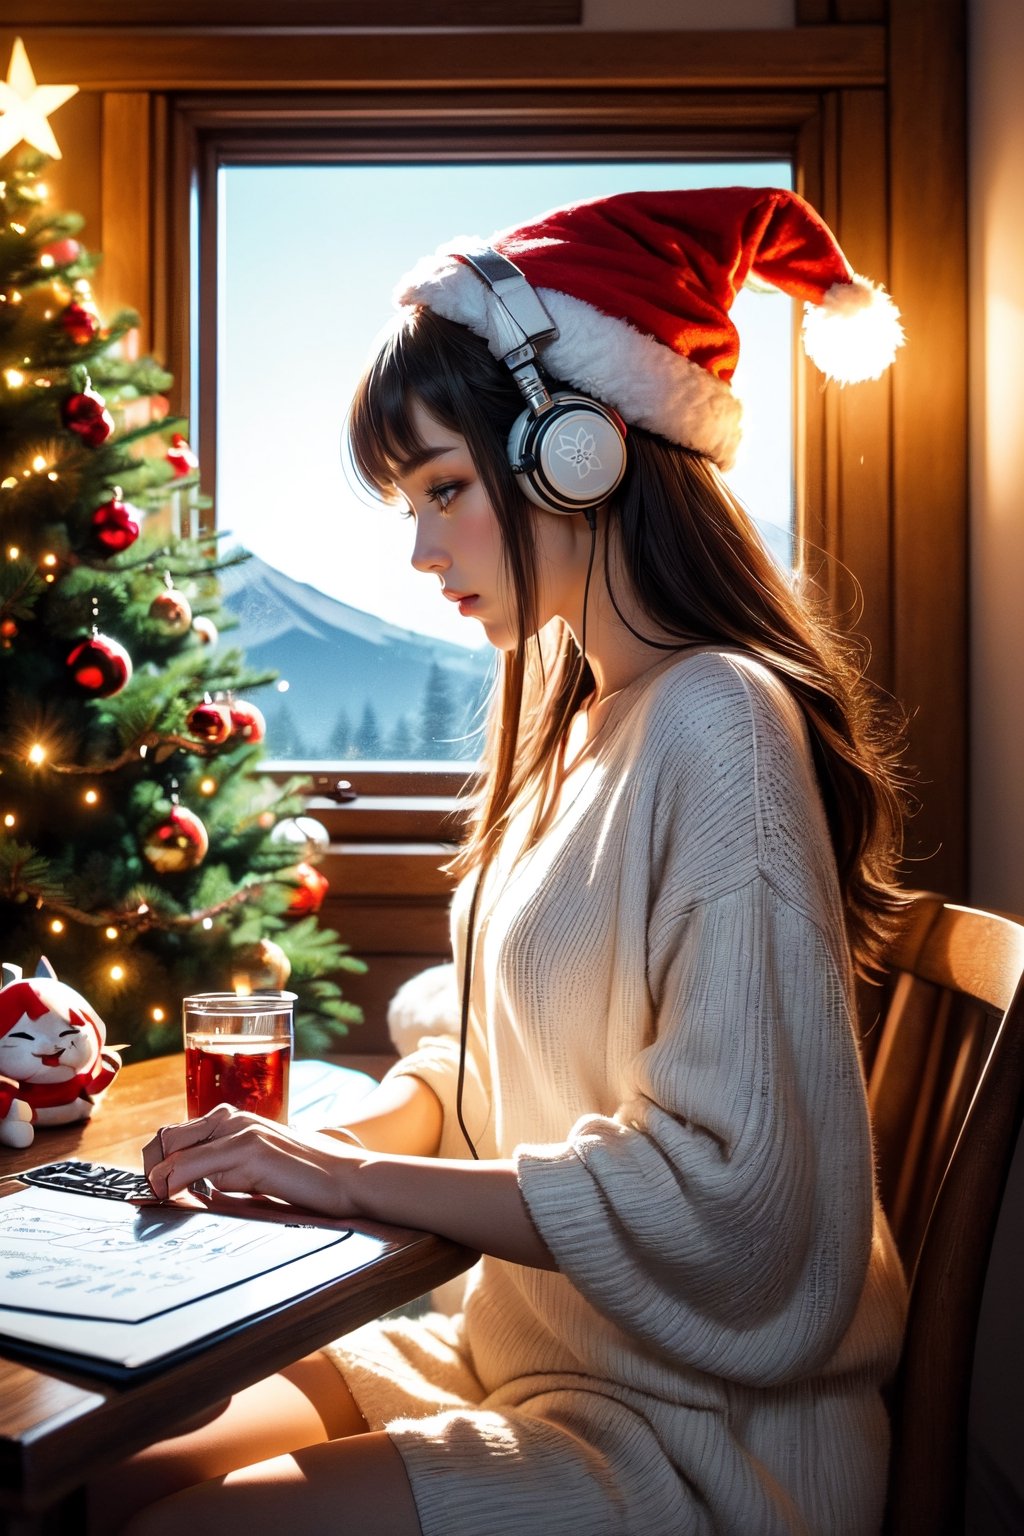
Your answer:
[119,1433,422,1536]
[89,1350,420,1535]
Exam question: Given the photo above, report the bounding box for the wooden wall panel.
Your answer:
[0,28,885,92]
[3,1,582,26]
[793,94,828,571]
[833,87,894,693]
[888,0,967,894]
[36,90,103,257]
[98,94,153,341]
[321,845,456,1050]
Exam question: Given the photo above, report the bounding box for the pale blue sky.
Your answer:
[218,161,792,649]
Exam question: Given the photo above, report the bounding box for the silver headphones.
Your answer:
[459,248,628,516]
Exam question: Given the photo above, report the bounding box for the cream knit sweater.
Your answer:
[328,649,908,1536]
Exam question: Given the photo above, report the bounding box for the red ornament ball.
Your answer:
[228,699,266,744]
[191,615,218,646]
[167,433,199,478]
[285,861,330,916]
[41,237,82,267]
[60,301,100,346]
[143,805,209,874]
[62,387,114,448]
[186,699,233,745]
[91,497,140,555]
[1,618,18,649]
[148,586,193,635]
[66,633,133,697]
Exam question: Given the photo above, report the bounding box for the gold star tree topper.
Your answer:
[0,37,78,160]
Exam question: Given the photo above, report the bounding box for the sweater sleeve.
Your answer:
[382,1034,492,1160]
[516,660,876,1388]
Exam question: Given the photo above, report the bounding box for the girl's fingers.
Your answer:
[148,1124,339,1209]
[142,1105,268,1180]
[148,1127,262,1200]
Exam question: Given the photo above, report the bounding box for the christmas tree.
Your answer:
[0,47,363,1060]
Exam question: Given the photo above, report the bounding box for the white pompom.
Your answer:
[802,275,905,384]
[386,963,460,1056]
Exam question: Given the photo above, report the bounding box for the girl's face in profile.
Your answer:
[395,400,582,651]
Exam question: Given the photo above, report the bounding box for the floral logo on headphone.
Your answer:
[554,427,603,481]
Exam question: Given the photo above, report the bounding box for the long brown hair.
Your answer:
[347,307,909,975]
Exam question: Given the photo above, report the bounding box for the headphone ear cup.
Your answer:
[507,394,627,514]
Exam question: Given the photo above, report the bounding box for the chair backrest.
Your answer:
[867,893,1024,1534]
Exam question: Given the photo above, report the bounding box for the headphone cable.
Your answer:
[602,522,694,654]
[455,867,485,1158]
[454,509,599,1161]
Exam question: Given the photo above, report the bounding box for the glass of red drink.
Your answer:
[183,991,295,1123]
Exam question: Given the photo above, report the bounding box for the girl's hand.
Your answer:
[142,1106,556,1268]
[142,1105,363,1216]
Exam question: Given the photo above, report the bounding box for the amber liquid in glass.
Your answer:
[185,1036,290,1121]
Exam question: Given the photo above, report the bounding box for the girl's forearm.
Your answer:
[350,1152,557,1270]
[319,1072,443,1156]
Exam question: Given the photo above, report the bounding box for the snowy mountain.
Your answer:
[217,555,491,760]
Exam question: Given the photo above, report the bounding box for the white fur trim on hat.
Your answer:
[396,250,743,470]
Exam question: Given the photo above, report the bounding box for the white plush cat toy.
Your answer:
[0,957,121,1149]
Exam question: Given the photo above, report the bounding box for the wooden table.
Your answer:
[0,1056,474,1534]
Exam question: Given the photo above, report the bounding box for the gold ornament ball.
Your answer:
[233,938,292,992]
[149,587,193,635]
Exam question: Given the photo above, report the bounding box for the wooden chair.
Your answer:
[865,893,1024,1534]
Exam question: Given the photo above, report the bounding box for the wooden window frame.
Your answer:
[11,7,964,1039]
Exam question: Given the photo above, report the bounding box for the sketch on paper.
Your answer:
[0,1185,350,1322]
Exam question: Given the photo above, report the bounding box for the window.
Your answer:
[216,159,792,764]
[124,7,966,1017]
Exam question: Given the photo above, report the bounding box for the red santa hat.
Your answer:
[396,185,904,470]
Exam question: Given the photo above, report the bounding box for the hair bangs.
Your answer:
[346,313,439,502]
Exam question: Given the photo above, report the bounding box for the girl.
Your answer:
[113,187,910,1536]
